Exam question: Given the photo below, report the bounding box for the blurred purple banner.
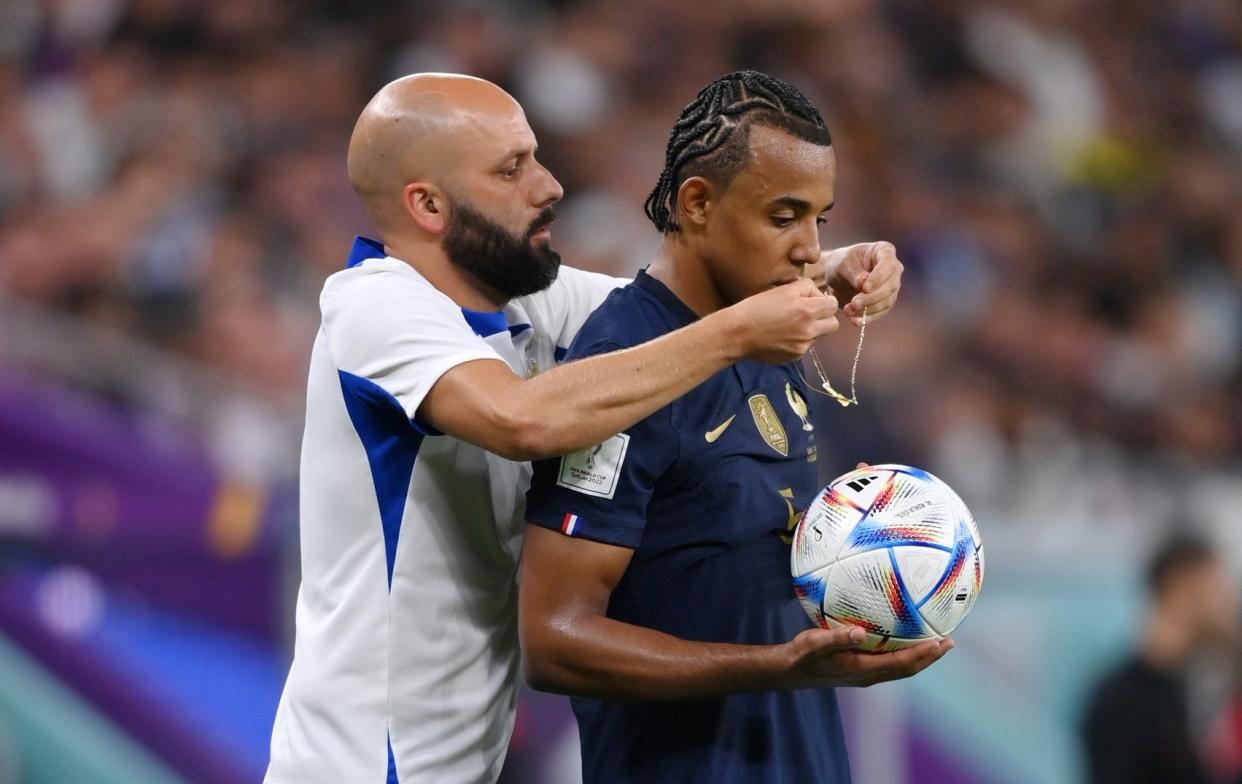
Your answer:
[0,366,287,642]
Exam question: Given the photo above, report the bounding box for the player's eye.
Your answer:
[771,215,795,228]
[500,164,521,179]
[816,215,827,226]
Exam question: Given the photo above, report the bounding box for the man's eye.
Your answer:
[501,166,521,179]
[772,216,795,227]
[816,215,827,225]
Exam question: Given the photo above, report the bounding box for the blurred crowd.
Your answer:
[0,0,1239,533]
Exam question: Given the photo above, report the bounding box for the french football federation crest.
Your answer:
[785,382,813,431]
[748,394,788,456]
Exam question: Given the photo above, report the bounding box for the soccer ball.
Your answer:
[791,464,984,652]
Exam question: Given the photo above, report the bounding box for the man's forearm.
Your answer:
[523,611,792,701]
[507,308,744,459]
[420,278,834,460]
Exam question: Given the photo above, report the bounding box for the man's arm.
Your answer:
[419,278,838,461]
[518,524,953,701]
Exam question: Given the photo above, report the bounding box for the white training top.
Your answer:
[266,237,625,784]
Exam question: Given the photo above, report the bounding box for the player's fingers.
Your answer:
[800,625,865,652]
[844,293,898,326]
[809,313,841,340]
[863,242,898,281]
[856,639,947,678]
[814,315,843,341]
[855,462,869,470]
[845,277,900,315]
[791,277,825,298]
[854,646,948,685]
[805,294,839,327]
[859,252,900,292]
[881,639,953,679]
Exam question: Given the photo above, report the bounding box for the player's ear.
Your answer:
[676,176,714,232]
[402,182,449,234]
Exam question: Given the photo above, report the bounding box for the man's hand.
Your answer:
[784,626,953,688]
[720,278,839,364]
[818,242,905,326]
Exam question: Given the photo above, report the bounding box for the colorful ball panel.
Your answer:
[915,522,984,637]
[822,548,930,645]
[792,563,833,630]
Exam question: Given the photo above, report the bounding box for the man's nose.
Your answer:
[532,161,563,207]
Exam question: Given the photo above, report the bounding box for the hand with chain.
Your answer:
[816,241,905,326]
[800,242,906,406]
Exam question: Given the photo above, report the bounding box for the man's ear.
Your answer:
[675,176,714,232]
[402,182,449,234]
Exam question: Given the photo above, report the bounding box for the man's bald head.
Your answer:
[346,73,527,229]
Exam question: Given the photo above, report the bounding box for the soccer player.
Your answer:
[519,70,949,783]
[265,73,899,784]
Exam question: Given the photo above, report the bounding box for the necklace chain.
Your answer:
[802,306,866,407]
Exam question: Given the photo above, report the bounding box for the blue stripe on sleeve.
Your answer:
[387,735,399,783]
[338,371,425,589]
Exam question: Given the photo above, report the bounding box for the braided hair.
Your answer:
[644,70,832,233]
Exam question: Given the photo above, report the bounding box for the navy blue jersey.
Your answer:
[525,270,851,784]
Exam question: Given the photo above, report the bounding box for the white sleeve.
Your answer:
[321,269,504,420]
[518,265,631,351]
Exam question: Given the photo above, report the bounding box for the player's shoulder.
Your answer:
[565,278,670,359]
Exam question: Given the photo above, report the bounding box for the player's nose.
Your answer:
[790,220,821,267]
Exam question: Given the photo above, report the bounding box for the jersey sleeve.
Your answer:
[516,266,630,356]
[524,338,676,550]
[321,267,503,423]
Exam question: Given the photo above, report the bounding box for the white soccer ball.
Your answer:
[791,464,984,652]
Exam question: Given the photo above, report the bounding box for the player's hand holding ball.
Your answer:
[783,625,953,688]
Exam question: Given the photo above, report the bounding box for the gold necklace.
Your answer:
[802,306,866,407]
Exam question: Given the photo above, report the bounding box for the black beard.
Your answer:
[442,200,561,300]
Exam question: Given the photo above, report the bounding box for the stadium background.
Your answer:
[0,0,1240,782]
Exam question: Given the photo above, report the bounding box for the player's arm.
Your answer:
[518,524,953,701]
[419,278,838,461]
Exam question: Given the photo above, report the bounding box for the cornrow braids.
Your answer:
[644,70,831,232]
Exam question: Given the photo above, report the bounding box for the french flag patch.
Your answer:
[561,513,579,536]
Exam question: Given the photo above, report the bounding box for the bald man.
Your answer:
[265,74,904,784]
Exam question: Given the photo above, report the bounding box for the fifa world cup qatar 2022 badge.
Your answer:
[556,433,631,500]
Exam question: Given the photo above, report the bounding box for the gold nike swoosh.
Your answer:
[704,415,736,443]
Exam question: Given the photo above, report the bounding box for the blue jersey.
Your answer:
[525,270,851,784]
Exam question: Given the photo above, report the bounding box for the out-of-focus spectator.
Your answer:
[1081,532,1239,784]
